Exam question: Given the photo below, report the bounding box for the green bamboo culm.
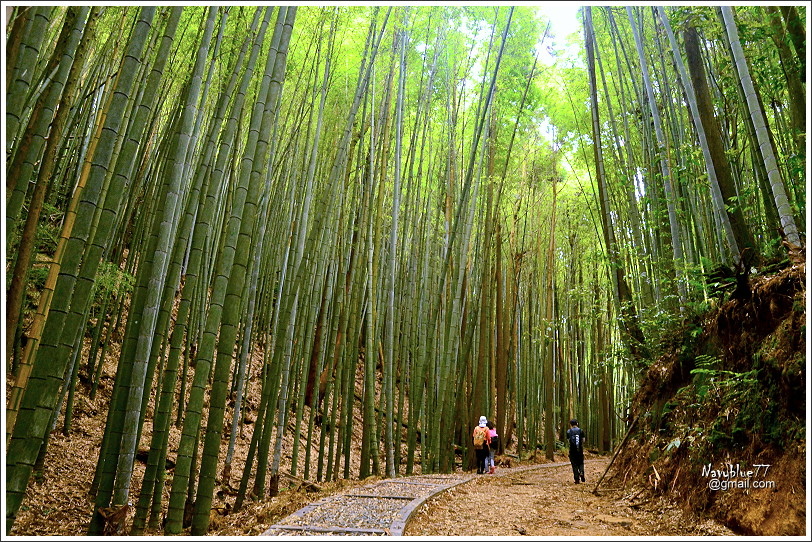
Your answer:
[192,6,296,534]
[163,6,279,534]
[720,6,802,250]
[84,7,186,533]
[6,7,157,534]
[5,6,52,165]
[130,6,253,533]
[5,7,91,363]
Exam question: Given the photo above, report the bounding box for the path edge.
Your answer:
[388,476,473,535]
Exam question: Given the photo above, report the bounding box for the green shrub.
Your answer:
[35,202,63,257]
[91,260,135,312]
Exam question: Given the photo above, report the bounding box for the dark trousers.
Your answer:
[475,448,488,474]
[570,453,585,482]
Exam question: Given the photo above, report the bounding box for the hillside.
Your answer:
[7,346,375,536]
[602,259,806,535]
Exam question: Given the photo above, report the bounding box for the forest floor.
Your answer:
[7,259,805,537]
[6,396,731,538]
[405,456,734,536]
[10,435,736,537]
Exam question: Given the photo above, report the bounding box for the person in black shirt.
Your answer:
[566,419,586,484]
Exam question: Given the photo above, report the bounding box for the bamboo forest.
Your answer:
[3,3,808,537]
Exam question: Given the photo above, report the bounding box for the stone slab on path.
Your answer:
[262,474,472,535]
[262,460,580,536]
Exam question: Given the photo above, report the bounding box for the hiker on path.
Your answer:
[566,419,586,484]
[485,421,498,474]
[472,416,491,474]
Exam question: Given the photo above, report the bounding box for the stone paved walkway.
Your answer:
[262,461,577,536]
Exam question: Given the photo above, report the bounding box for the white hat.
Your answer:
[479,416,487,427]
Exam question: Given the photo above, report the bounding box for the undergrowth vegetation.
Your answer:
[607,261,805,536]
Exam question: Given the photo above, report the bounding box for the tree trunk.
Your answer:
[678,19,756,265]
[721,6,802,249]
[584,7,648,365]
[7,8,157,533]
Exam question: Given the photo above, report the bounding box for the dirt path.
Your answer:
[404,458,734,536]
